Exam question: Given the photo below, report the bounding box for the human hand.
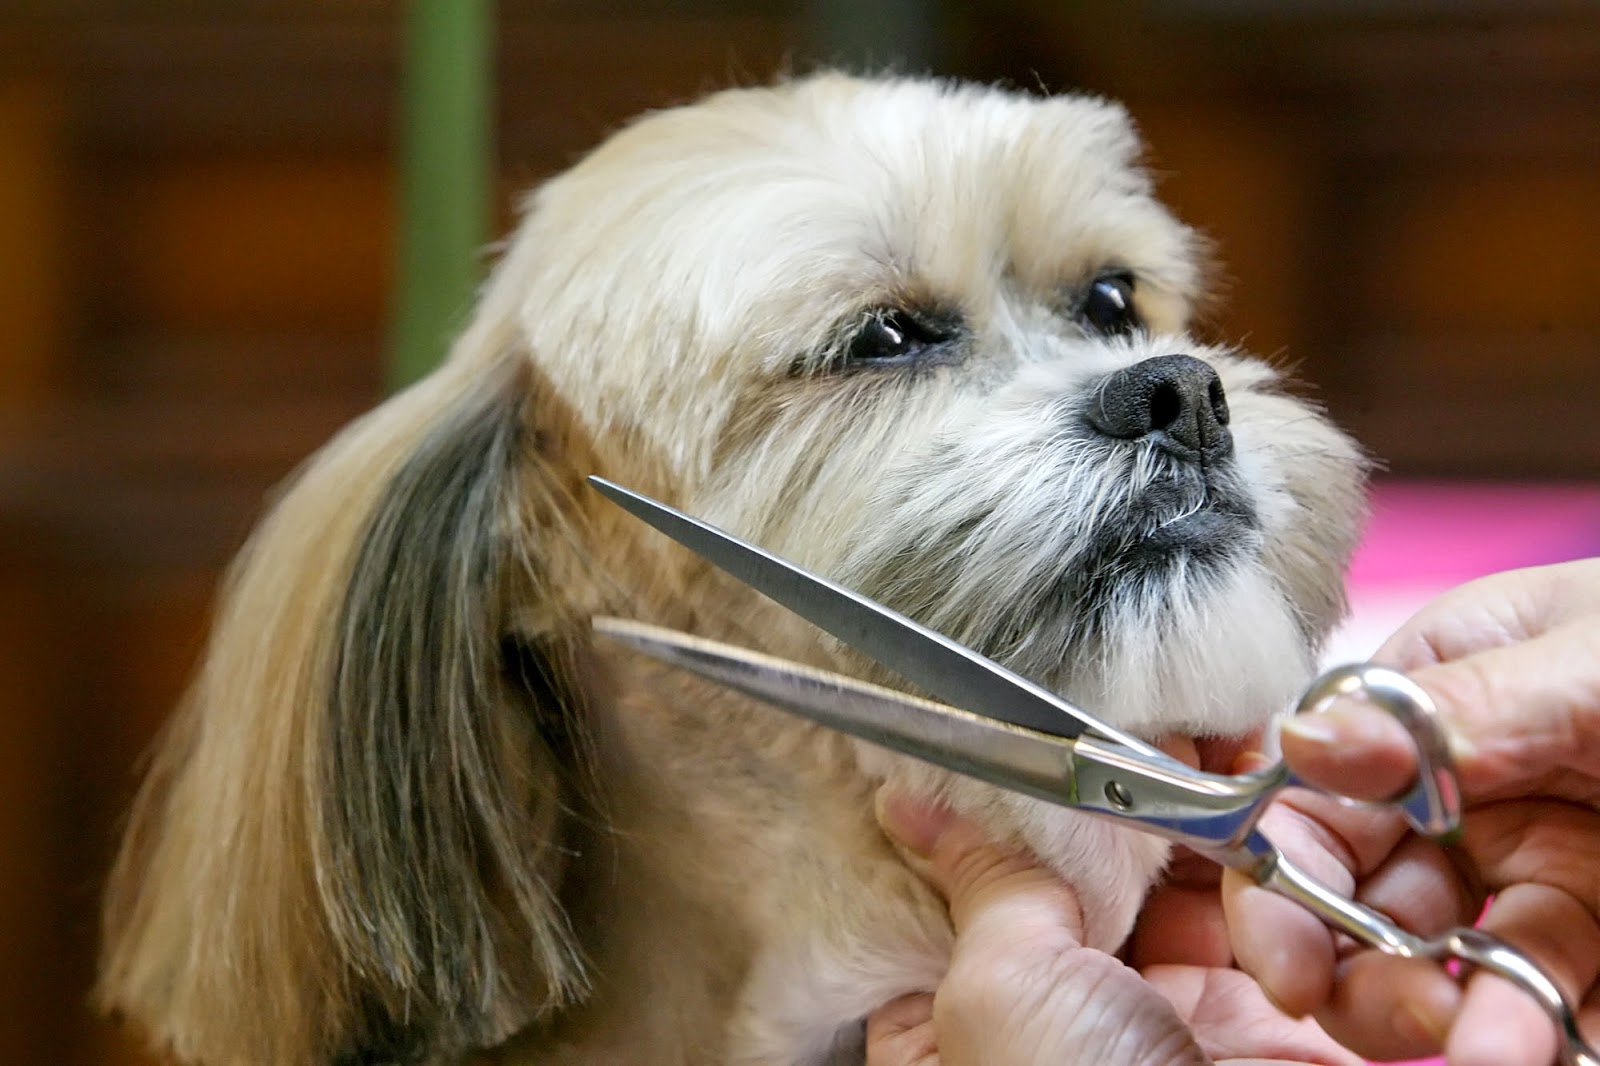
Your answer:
[1225,558,1600,1065]
[865,791,1360,1066]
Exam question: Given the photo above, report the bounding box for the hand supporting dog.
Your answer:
[865,791,1362,1066]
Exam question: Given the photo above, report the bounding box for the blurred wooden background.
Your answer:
[1,2,1596,1063]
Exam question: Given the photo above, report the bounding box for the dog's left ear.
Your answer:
[100,351,611,1065]
[322,357,611,1055]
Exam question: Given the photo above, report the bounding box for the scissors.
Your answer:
[587,476,1599,1066]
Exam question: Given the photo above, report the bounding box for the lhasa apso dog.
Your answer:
[100,74,1364,1065]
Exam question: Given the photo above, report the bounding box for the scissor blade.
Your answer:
[594,617,1084,806]
[595,618,1274,851]
[588,477,1163,757]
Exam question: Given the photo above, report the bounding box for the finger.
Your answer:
[1449,974,1557,1066]
[1375,570,1538,671]
[1279,701,1418,802]
[1322,803,1600,1061]
[1141,964,1365,1065]
[1126,880,1233,969]
[935,819,1091,954]
[865,993,940,1066]
[1373,559,1600,671]
[1446,881,1600,1066]
[1224,795,1412,1017]
[1583,985,1600,1050]
[1464,799,1600,905]
[1283,622,1600,803]
[875,790,1088,948]
[1265,838,1479,1058]
[1224,867,1338,1018]
[1310,951,1459,1062]
[1318,834,1478,1050]
[1407,623,1600,794]
[1354,833,1484,938]
[1127,849,1231,969]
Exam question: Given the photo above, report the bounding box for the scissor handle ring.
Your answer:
[1293,663,1464,840]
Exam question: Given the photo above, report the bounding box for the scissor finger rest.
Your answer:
[1265,663,1598,1066]
[1293,663,1462,840]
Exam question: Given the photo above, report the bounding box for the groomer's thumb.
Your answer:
[1278,698,1419,802]
[876,790,1089,949]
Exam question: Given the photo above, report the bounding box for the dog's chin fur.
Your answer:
[99,74,1365,1065]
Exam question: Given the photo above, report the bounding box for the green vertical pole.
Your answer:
[388,0,495,390]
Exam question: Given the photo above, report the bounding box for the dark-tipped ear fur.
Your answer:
[100,358,608,1065]
[324,361,603,1061]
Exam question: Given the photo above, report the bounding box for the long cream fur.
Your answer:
[101,74,1365,1066]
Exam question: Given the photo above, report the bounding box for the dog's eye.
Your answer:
[844,309,949,365]
[1081,273,1141,337]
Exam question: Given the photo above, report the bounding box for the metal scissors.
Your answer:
[588,476,1599,1066]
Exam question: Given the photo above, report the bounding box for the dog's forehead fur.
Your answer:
[490,76,1199,472]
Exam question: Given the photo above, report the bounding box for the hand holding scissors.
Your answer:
[1227,560,1600,1066]
[589,478,1600,1066]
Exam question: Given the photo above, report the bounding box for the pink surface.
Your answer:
[1335,482,1600,1066]
[1327,480,1600,666]
[1349,480,1600,589]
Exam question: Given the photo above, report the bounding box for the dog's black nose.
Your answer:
[1086,354,1232,461]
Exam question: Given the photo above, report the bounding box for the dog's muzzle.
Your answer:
[1086,353,1232,465]
[1081,353,1253,567]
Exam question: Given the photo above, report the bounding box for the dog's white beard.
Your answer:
[849,559,1308,951]
[1042,557,1313,738]
[826,357,1319,947]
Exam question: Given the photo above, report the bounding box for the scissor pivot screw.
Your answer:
[1104,781,1134,810]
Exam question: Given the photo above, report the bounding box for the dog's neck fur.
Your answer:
[480,644,952,1066]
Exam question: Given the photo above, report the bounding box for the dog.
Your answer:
[99,73,1365,1065]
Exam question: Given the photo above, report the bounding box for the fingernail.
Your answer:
[875,788,954,859]
[1281,699,1398,747]
[1443,724,1477,764]
[1394,1000,1449,1047]
[1232,750,1276,774]
[1279,707,1344,746]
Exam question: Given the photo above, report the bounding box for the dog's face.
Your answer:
[489,73,1365,959]
[508,74,1362,736]
[100,74,1365,1066]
